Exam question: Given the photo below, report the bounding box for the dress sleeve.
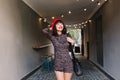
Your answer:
[42,28,52,40]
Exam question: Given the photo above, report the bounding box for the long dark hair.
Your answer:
[52,20,67,36]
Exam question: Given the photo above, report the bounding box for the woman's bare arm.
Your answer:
[42,27,52,40]
[67,37,75,45]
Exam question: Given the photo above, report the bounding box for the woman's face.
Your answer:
[55,22,64,32]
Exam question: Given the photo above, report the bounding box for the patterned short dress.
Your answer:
[42,28,73,73]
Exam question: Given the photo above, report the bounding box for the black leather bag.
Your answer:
[72,57,82,76]
[68,42,83,76]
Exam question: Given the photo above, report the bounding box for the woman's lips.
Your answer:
[59,26,63,29]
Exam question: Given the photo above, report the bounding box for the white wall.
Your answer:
[0,0,52,80]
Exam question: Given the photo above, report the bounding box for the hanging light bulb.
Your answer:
[89,20,92,22]
[97,2,101,5]
[91,0,94,2]
[39,18,42,21]
[66,25,68,27]
[68,11,71,14]
[61,14,64,18]
[52,16,55,19]
[84,8,87,11]
[85,21,88,23]
[82,22,84,24]
[74,24,76,27]
[69,25,71,27]
[84,24,86,27]
[79,23,81,25]
[44,18,47,22]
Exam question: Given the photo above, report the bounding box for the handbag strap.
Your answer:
[68,42,76,60]
[67,32,76,60]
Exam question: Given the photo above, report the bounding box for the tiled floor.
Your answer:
[27,60,110,80]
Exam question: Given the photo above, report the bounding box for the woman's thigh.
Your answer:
[64,72,73,80]
[55,71,64,80]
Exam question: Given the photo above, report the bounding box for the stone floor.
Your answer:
[26,60,110,80]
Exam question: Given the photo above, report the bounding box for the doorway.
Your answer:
[95,15,103,66]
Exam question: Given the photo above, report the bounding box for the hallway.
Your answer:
[0,0,120,80]
[26,60,110,80]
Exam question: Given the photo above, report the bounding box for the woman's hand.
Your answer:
[49,27,52,31]
[67,37,75,45]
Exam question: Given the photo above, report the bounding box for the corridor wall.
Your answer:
[89,0,120,79]
[0,0,53,80]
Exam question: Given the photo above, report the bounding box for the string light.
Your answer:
[61,15,64,18]
[69,25,71,27]
[84,24,86,27]
[84,8,87,11]
[89,20,92,22]
[39,0,98,28]
[38,18,42,21]
[97,2,101,5]
[44,18,47,22]
[85,21,88,23]
[68,11,72,14]
[52,16,55,19]
[66,25,68,27]
[82,22,84,24]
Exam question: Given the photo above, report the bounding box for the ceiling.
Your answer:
[23,0,106,27]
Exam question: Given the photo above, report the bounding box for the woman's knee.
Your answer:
[64,72,73,80]
[55,71,64,80]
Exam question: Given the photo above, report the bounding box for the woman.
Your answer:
[42,18,75,80]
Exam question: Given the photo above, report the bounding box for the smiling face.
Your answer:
[55,22,64,32]
[52,20,67,36]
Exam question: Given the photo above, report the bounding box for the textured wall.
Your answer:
[0,0,52,80]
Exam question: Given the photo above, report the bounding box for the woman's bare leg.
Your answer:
[55,71,64,80]
[64,72,73,80]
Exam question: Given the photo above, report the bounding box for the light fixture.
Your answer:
[74,24,76,27]
[105,0,107,1]
[61,15,64,18]
[76,24,78,26]
[69,25,71,27]
[91,0,94,2]
[84,8,87,11]
[52,16,55,19]
[97,2,101,5]
[82,22,84,24]
[84,24,86,27]
[89,20,92,22]
[68,11,71,14]
[81,26,84,28]
[39,18,42,21]
[85,21,88,23]
[44,18,47,22]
